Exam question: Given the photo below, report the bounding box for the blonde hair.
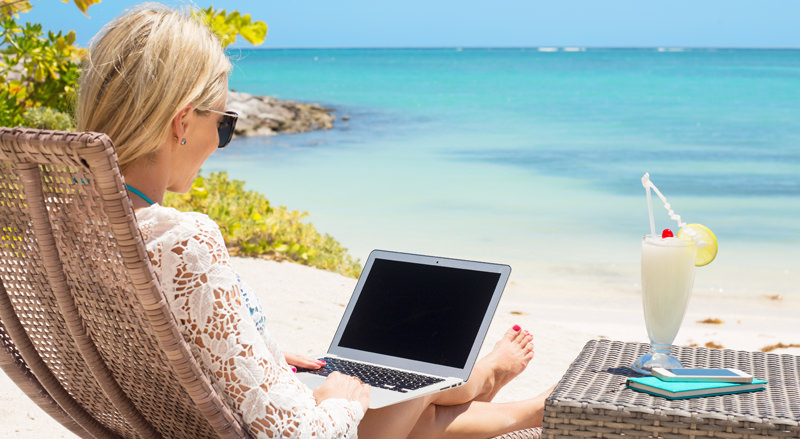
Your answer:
[77,3,231,171]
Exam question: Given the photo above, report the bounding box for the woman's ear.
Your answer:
[171,103,193,144]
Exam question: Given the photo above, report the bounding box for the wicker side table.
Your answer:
[543,339,800,438]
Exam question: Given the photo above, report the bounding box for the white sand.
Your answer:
[2,257,798,438]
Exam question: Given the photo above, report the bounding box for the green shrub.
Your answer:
[1,3,266,128]
[0,16,83,127]
[22,106,75,130]
[163,171,362,278]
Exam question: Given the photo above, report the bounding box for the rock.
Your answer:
[227,90,335,138]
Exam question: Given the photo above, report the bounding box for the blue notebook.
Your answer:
[627,376,767,400]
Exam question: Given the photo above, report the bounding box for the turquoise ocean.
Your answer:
[207,48,799,300]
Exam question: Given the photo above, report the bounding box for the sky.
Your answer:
[23,0,800,49]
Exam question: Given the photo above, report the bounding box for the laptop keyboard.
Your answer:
[296,357,445,393]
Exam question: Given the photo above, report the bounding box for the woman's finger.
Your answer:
[284,352,327,370]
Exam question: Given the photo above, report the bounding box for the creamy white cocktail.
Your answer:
[632,173,717,375]
[641,236,695,346]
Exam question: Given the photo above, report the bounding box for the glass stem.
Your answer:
[651,342,672,356]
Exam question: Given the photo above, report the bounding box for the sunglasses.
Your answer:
[205,109,239,148]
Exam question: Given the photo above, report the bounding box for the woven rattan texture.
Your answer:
[2,159,134,437]
[0,128,247,439]
[492,427,543,439]
[0,316,91,438]
[543,339,800,438]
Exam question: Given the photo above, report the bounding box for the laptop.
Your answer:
[296,249,511,408]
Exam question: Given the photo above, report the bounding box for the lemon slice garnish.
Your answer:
[677,223,718,267]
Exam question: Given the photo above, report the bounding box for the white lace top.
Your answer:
[135,204,364,439]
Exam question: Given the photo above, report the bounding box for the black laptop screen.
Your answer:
[338,258,501,369]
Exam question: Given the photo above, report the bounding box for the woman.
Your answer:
[77,4,552,438]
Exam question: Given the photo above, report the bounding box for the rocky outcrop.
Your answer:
[227,90,335,137]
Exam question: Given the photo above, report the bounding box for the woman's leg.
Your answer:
[408,386,552,439]
[433,325,534,405]
[358,394,436,439]
[358,385,554,439]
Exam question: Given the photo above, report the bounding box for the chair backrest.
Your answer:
[0,127,248,439]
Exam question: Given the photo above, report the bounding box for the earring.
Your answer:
[180,138,187,145]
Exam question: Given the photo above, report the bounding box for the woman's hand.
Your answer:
[284,352,326,370]
[313,371,370,414]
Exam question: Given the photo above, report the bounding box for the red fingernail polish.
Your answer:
[513,324,521,332]
[291,366,297,372]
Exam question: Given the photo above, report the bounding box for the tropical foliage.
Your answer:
[0,0,102,16]
[0,1,101,127]
[0,0,267,128]
[194,6,267,48]
[0,16,83,127]
[22,105,75,130]
[164,172,362,278]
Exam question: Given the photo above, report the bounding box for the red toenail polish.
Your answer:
[513,324,521,332]
[292,367,297,372]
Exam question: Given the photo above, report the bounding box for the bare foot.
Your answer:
[474,325,535,401]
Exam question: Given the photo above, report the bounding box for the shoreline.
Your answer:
[2,257,797,437]
[227,90,337,137]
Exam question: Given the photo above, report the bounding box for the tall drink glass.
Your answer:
[631,234,696,375]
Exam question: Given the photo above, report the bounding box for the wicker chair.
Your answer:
[0,127,542,439]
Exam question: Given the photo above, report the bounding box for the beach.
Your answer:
[2,48,798,436]
[2,256,798,438]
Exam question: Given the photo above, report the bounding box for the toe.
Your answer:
[519,331,533,345]
[525,349,535,361]
[505,326,521,341]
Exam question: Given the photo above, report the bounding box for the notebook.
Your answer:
[627,376,767,400]
[296,249,511,408]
